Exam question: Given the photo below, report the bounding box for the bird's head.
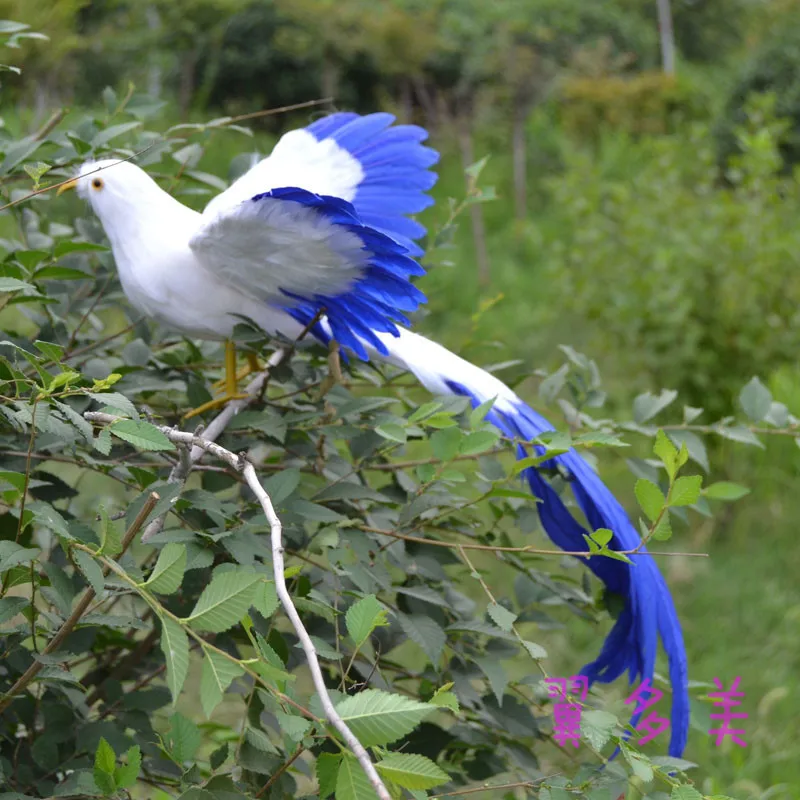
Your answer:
[57,159,197,246]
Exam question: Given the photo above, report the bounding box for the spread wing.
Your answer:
[203,112,439,256]
[189,186,426,360]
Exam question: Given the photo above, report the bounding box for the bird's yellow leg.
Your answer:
[184,340,248,419]
[211,350,263,390]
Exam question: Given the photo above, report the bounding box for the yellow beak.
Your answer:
[56,178,79,196]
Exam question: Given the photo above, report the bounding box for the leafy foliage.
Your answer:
[0,11,793,800]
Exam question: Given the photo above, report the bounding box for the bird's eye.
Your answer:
[91,177,104,190]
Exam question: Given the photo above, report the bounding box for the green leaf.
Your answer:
[93,738,116,794]
[144,543,186,595]
[670,475,703,507]
[624,747,654,783]
[704,481,750,501]
[97,507,122,556]
[184,570,262,632]
[633,389,677,423]
[0,596,28,624]
[275,710,311,742]
[317,753,341,799]
[263,468,301,506]
[0,541,40,573]
[581,710,617,750]
[739,377,772,422]
[200,647,245,718]
[253,580,279,619]
[459,430,499,456]
[375,423,406,443]
[653,429,679,479]
[487,602,517,632]
[430,427,461,462]
[377,753,449,790]
[160,615,189,704]
[522,640,547,660]
[345,595,389,647]
[429,684,459,712]
[334,689,436,747]
[397,613,446,665]
[336,754,379,800]
[475,656,508,704]
[469,398,496,428]
[73,550,104,596]
[114,745,141,789]
[670,789,703,800]
[167,712,202,764]
[651,514,673,542]
[86,391,138,419]
[635,479,665,522]
[109,419,175,451]
[408,401,442,423]
[0,277,36,293]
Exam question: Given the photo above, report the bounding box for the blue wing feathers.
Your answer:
[254,186,426,360]
[304,111,439,254]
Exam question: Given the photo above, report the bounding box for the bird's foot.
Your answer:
[211,353,262,390]
[183,391,249,420]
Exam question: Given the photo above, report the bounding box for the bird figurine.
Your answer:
[58,111,688,757]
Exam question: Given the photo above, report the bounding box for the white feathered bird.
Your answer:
[59,111,688,756]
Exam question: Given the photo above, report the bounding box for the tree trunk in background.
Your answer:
[178,47,199,120]
[400,77,413,123]
[321,52,339,101]
[656,0,676,75]
[145,6,162,98]
[512,104,527,222]
[457,108,490,286]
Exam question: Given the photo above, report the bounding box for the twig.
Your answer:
[32,109,66,141]
[255,743,304,798]
[360,525,709,559]
[0,492,159,715]
[430,777,552,798]
[84,412,391,799]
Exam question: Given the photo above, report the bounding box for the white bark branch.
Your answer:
[141,348,287,543]
[85,410,392,799]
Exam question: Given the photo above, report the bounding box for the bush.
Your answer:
[542,100,800,416]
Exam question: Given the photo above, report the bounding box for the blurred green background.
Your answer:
[4,0,800,796]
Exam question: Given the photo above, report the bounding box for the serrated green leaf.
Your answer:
[397,613,446,665]
[167,712,201,764]
[581,710,617,750]
[377,753,449,790]
[522,640,547,659]
[336,754,379,800]
[253,580,279,619]
[345,594,388,647]
[73,550,104,596]
[93,738,116,794]
[624,748,654,783]
[184,570,261,632]
[632,390,677,423]
[651,514,673,541]
[263,468,300,505]
[86,391,138,419]
[334,689,436,747]
[653,429,679,479]
[144,543,186,595]
[704,481,750,501]
[200,648,245,718]
[114,745,141,789]
[109,419,174,451]
[275,710,311,742]
[429,683,459,712]
[469,398,496,428]
[635,479,665,522]
[670,475,702,507]
[475,656,508,704]
[160,615,189,704]
[486,602,516,632]
[97,506,122,556]
[670,788,703,800]
[317,752,342,798]
[0,541,40,573]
